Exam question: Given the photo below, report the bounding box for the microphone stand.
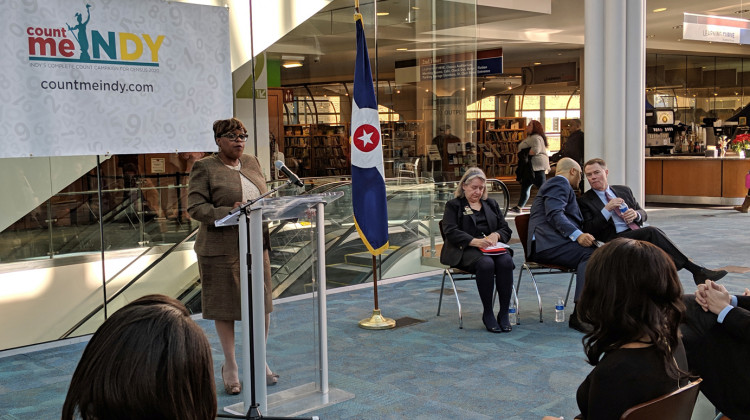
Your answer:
[220,179,316,420]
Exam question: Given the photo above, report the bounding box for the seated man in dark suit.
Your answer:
[578,158,726,286]
[681,281,750,419]
[527,158,595,332]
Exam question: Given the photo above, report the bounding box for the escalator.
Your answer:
[3,176,508,349]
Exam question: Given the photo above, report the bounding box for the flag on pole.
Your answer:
[351,13,389,256]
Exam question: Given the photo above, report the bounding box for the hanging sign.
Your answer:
[683,13,750,44]
[0,0,232,158]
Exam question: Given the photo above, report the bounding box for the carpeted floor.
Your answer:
[1,205,748,419]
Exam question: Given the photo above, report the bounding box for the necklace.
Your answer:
[217,154,241,168]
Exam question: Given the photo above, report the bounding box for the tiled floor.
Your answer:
[1,205,748,419]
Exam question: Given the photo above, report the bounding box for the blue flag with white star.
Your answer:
[350,13,388,255]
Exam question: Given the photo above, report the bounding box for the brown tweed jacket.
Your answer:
[188,154,268,257]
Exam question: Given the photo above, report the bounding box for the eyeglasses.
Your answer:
[221,133,249,142]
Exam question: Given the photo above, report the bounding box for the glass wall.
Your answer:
[646,53,750,126]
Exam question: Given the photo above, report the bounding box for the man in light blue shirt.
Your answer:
[578,158,727,285]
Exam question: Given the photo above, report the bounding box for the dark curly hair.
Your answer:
[577,238,686,381]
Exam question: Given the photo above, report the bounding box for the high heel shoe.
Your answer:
[266,372,280,386]
[482,312,502,333]
[497,313,512,333]
[221,365,241,395]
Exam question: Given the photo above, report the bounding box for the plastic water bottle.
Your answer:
[508,300,517,325]
[555,298,565,323]
[619,202,629,213]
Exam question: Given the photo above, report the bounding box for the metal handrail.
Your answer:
[58,227,199,339]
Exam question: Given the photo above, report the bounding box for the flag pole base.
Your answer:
[358,309,396,330]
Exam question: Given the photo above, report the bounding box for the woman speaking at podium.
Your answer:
[188,117,278,394]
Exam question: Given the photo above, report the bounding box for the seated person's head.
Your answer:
[555,157,582,187]
[577,238,685,375]
[582,158,609,191]
[454,167,488,200]
[62,294,216,420]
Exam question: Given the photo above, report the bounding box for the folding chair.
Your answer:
[620,379,702,420]
[436,220,517,329]
[437,220,475,329]
[514,213,576,323]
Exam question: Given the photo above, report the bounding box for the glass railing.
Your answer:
[0,171,508,349]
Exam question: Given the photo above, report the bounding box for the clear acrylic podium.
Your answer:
[215,191,352,417]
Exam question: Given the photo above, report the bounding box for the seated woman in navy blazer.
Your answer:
[441,167,515,333]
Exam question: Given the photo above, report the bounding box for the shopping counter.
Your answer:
[645,156,750,205]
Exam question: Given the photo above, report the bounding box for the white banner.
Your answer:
[0,0,233,158]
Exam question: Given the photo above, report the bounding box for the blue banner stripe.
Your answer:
[353,18,377,110]
[351,165,388,253]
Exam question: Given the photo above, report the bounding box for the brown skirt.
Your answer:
[197,250,273,321]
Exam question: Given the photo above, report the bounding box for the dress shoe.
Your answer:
[497,313,513,332]
[509,206,522,213]
[221,365,241,395]
[482,312,502,333]
[692,267,728,285]
[266,373,279,386]
[568,313,589,333]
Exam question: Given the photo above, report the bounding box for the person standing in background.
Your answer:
[550,119,584,167]
[511,120,550,213]
[734,170,750,213]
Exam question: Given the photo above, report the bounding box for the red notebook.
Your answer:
[480,243,508,255]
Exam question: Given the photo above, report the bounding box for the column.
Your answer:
[584,0,645,203]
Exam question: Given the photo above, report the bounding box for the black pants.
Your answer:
[531,240,594,302]
[517,170,546,208]
[617,226,688,269]
[473,254,514,315]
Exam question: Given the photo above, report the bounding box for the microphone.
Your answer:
[275,160,304,187]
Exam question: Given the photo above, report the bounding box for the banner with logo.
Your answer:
[0,0,232,158]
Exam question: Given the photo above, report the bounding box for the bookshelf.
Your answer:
[381,121,422,177]
[283,124,312,177]
[310,124,349,176]
[479,117,526,177]
[283,124,350,177]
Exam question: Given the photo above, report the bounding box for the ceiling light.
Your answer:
[376,12,389,16]
[396,48,408,51]
[653,8,667,13]
[425,89,429,92]
[396,90,401,94]
[533,62,541,65]
[412,6,419,10]
[507,86,513,90]
[282,61,303,68]
[461,87,466,91]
